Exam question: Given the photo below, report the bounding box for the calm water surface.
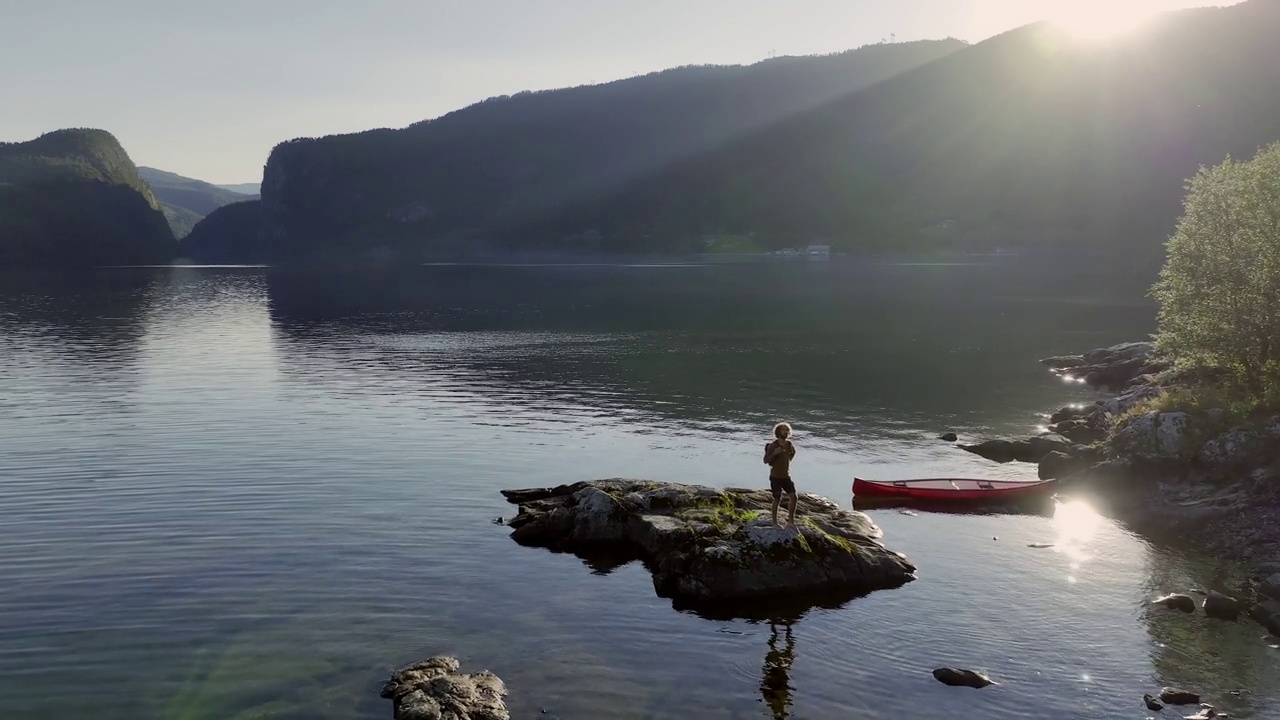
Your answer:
[1,260,1277,719]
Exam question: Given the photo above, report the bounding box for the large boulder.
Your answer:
[1199,421,1280,468]
[1083,341,1155,366]
[381,656,508,720]
[1199,429,1259,467]
[1051,418,1106,444]
[962,434,1073,464]
[1099,385,1163,416]
[501,480,915,609]
[1039,451,1089,480]
[1262,573,1280,602]
[1109,412,1195,461]
[1050,342,1158,388]
[1202,591,1241,621]
[959,439,1019,463]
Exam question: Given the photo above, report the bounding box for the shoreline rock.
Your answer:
[381,656,508,720]
[1027,342,1280,579]
[501,480,916,612]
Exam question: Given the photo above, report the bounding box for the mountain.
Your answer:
[216,182,261,195]
[178,200,263,264]
[137,166,261,238]
[159,202,205,240]
[255,40,969,260]
[0,129,174,267]
[525,1,1280,259]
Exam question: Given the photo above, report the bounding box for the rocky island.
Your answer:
[381,656,509,720]
[500,480,915,610]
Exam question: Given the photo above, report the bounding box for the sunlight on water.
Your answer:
[1052,499,1103,564]
[2,264,1277,720]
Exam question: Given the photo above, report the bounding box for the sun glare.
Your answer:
[1049,1,1161,40]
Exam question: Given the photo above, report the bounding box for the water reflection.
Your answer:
[262,261,1154,444]
[760,619,796,719]
[14,265,1280,719]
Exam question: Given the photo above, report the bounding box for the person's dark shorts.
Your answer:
[769,476,796,499]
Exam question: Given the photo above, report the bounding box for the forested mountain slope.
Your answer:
[0,129,174,266]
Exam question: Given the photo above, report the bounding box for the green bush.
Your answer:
[1152,142,1280,394]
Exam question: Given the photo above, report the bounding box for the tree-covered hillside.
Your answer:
[525,1,1280,259]
[0,129,174,266]
[139,166,261,216]
[138,166,262,239]
[257,40,968,259]
[178,200,263,264]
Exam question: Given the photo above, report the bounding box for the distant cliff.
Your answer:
[0,129,174,266]
[257,40,968,261]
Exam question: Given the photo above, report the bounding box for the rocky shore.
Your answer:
[959,340,1280,639]
[499,479,916,610]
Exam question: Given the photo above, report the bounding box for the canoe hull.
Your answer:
[852,477,1058,503]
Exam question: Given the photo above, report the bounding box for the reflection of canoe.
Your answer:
[852,477,1058,503]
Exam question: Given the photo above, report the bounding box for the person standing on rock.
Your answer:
[764,422,798,528]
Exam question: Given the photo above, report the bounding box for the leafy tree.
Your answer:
[1153,142,1280,393]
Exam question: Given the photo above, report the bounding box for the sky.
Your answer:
[0,0,1235,183]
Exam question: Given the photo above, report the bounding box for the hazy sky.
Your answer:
[1,0,1233,183]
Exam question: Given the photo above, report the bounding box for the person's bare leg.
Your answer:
[771,496,782,528]
[786,493,797,527]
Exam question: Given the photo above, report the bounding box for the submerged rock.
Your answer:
[1144,693,1164,711]
[501,480,915,609]
[938,432,958,442]
[1152,593,1197,613]
[1249,600,1280,636]
[1203,591,1241,621]
[932,668,993,688]
[1160,688,1202,705]
[380,656,508,720]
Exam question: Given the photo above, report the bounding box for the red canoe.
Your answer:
[852,477,1057,503]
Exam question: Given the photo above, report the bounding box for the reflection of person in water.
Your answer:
[760,619,796,719]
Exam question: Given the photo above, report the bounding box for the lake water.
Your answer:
[1,260,1277,719]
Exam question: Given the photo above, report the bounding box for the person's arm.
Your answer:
[763,442,778,464]
[787,442,796,459]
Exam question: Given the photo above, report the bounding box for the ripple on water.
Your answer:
[0,265,1276,720]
